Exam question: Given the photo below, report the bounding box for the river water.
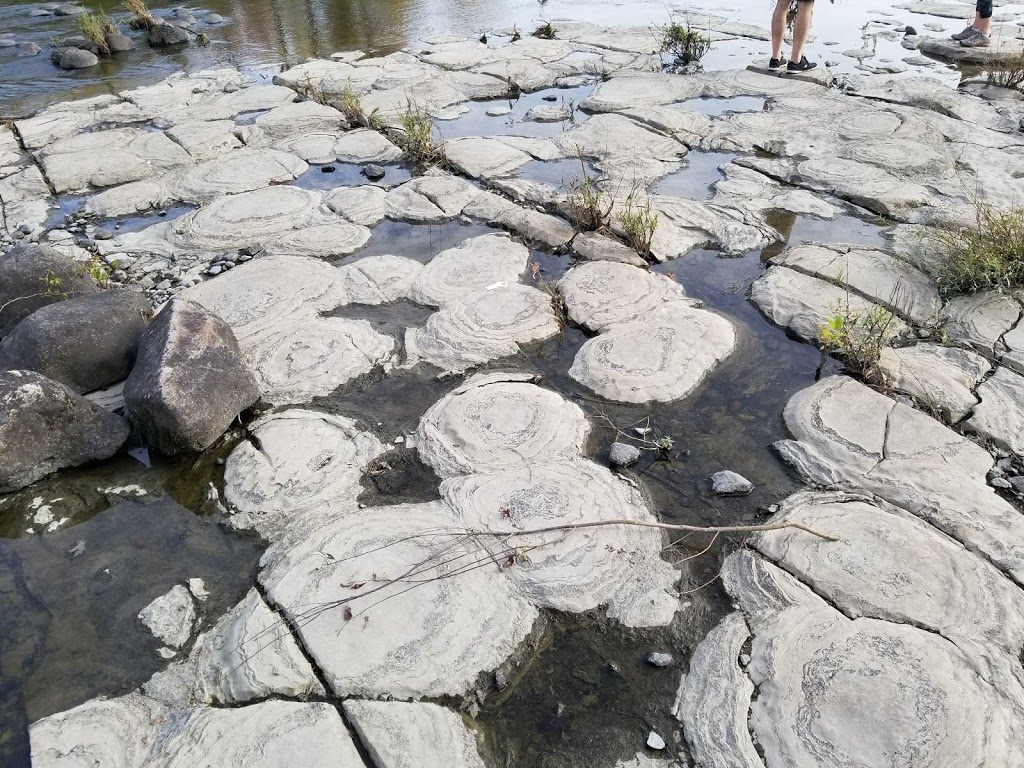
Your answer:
[0,0,992,116]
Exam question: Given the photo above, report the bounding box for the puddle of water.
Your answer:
[436,83,595,141]
[761,208,890,261]
[233,109,272,125]
[344,219,501,263]
[673,95,766,116]
[290,162,412,191]
[652,150,737,200]
[0,496,264,766]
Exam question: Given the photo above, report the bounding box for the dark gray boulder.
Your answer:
[105,32,134,52]
[124,299,259,455]
[0,369,130,493]
[50,46,75,65]
[0,290,153,394]
[59,48,99,70]
[0,244,101,338]
[148,23,190,46]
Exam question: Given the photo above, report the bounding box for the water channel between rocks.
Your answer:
[0,188,888,764]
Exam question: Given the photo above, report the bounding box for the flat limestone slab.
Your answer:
[770,244,941,325]
[919,35,1024,64]
[342,701,487,768]
[746,61,835,87]
[405,284,560,373]
[143,588,324,705]
[569,301,737,404]
[30,695,364,768]
[138,584,196,651]
[966,366,1024,456]
[417,372,590,478]
[941,291,1022,356]
[224,409,385,540]
[258,501,539,699]
[775,375,1024,583]
[558,261,690,332]
[440,460,679,626]
[35,128,194,194]
[879,343,990,421]
[408,234,529,307]
[337,255,422,304]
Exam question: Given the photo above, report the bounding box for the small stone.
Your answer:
[710,470,754,496]
[105,32,134,52]
[542,94,558,102]
[28,9,52,17]
[394,436,405,444]
[0,39,15,48]
[187,578,209,601]
[59,48,99,70]
[93,229,113,241]
[207,265,223,276]
[362,164,386,181]
[646,652,674,668]
[609,441,641,468]
[905,25,917,35]
[205,13,225,23]
[486,106,513,116]
[647,731,666,750]
[54,4,85,16]
[1011,477,1024,494]
[739,653,751,666]
[17,42,41,57]
[992,477,1012,489]
[495,669,510,690]
[157,647,177,659]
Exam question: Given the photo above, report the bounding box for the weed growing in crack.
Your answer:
[931,201,1024,294]
[986,50,1024,91]
[396,102,443,165]
[617,187,659,259]
[534,22,557,40]
[294,73,327,105]
[339,84,382,129]
[819,296,898,386]
[566,151,611,232]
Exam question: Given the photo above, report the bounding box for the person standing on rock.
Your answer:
[769,0,817,72]
[950,0,992,47]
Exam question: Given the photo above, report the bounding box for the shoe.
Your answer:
[950,25,976,40]
[768,56,787,69]
[960,29,991,47]
[787,56,818,72]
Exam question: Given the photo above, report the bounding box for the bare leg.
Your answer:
[977,13,992,34]
[771,0,789,60]
[790,0,815,63]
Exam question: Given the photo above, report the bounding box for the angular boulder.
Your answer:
[0,244,100,338]
[124,300,259,455]
[0,369,129,493]
[0,290,153,394]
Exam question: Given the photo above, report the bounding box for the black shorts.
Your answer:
[977,0,993,18]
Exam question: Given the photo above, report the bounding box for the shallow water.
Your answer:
[652,150,737,200]
[0,0,984,117]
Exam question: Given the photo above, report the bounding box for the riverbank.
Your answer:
[3,14,1024,768]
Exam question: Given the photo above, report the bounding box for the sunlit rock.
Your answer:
[408,234,529,307]
[558,261,690,332]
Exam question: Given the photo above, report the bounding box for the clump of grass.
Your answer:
[931,201,1024,294]
[339,84,381,129]
[294,73,327,105]
[566,152,612,231]
[511,25,522,42]
[79,13,115,53]
[657,17,711,64]
[617,189,659,259]
[80,256,111,288]
[396,102,442,165]
[986,51,1024,92]
[819,298,897,385]
[534,22,556,40]
[123,0,157,29]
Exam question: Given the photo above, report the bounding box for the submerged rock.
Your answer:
[609,441,641,467]
[0,369,130,493]
[710,470,754,495]
[0,290,152,394]
[343,700,487,768]
[336,254,422,305]
[138,584,197,650]
[125,299,259,455]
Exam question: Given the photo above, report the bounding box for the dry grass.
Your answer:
[122,0,157,29]
[79,13,115,53]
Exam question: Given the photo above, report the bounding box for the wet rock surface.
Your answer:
[7,22,1024,768]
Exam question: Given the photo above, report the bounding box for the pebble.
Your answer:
[93,229,113,241]
[905,25,917,35]
[495,669,510,690]
[207,265,223,276]
[609,441,641,468]
[645,652,674,668]
[486,106,513,116]
[647,731,666,750]
[362,164,386,181]
[991,477,1012,489]
[394,436,405,444]
[1010,477,1024,494]
[542,94,558,101]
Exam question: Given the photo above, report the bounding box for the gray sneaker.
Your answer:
[950,25,976,40]
[960,29,991,47]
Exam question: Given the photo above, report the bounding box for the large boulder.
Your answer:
[0,290,153,394]
[0,244,100,338]
[0,369,130,493]
[124,300,259,455]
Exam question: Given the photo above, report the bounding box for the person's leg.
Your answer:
[952,12,982,38]
[771,0,789,61]
[977,0,992,34]
[790,0,815,63]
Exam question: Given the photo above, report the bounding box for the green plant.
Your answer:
[294,73,326,105]
[511,25,522,42]
[534,22,556,40]
[819,298,897,385]
[196,32,210,46]
[396,102,442,164]
[931,201,1024,294]
[338,84,381,129]
[566,151,611,231]
[79,13,114,53]
[617,189,659,258]
[656,18,711,64]
[81,256,111,288]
